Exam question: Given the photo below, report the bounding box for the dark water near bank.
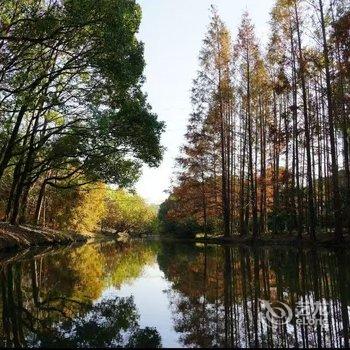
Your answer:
[0,240,349,348]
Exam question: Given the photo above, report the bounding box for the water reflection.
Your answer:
[158,243,350,348]
[0,242,161,348]
[0,240,349,348]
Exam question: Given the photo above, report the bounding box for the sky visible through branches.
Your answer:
[136,0,275,204]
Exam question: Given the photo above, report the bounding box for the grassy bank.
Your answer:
[0,222,91,251]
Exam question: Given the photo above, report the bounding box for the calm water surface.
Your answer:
[0,240,349,348]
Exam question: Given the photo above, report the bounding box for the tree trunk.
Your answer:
[0,105,27,181]
[319,0,342,239]
[294,0,316,240]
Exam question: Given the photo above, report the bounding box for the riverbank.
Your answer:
[0,222,91,251]
[2,221,348,252]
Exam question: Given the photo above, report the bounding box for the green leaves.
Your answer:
[0,0,164,224]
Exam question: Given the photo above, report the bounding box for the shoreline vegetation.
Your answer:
[0,185,159,251]
[1,219,349,254]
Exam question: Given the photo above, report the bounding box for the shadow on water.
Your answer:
[157,242,350,348]
[0,239,349,348]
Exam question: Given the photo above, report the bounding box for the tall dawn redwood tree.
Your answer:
[195,6,234,237]
[235,12,261,238]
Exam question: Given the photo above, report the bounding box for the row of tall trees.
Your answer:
[162,0,349,239]
[0,0,163,226]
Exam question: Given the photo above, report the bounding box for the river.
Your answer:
[0,240,349,347]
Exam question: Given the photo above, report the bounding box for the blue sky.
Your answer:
[135,0,276,204]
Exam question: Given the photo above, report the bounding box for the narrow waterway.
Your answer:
[0,240,349,348]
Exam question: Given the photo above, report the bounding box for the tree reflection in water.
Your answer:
[0,242,161,348]
[158,243,350,348]
[0,241,349,348]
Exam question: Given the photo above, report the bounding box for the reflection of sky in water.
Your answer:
[1,243,350,348]
[99,263,180,348]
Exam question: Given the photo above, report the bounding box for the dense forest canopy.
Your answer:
[160,0,350,239]
[0,0,164,229]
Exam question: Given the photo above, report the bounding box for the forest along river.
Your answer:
[0,240,349,348]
